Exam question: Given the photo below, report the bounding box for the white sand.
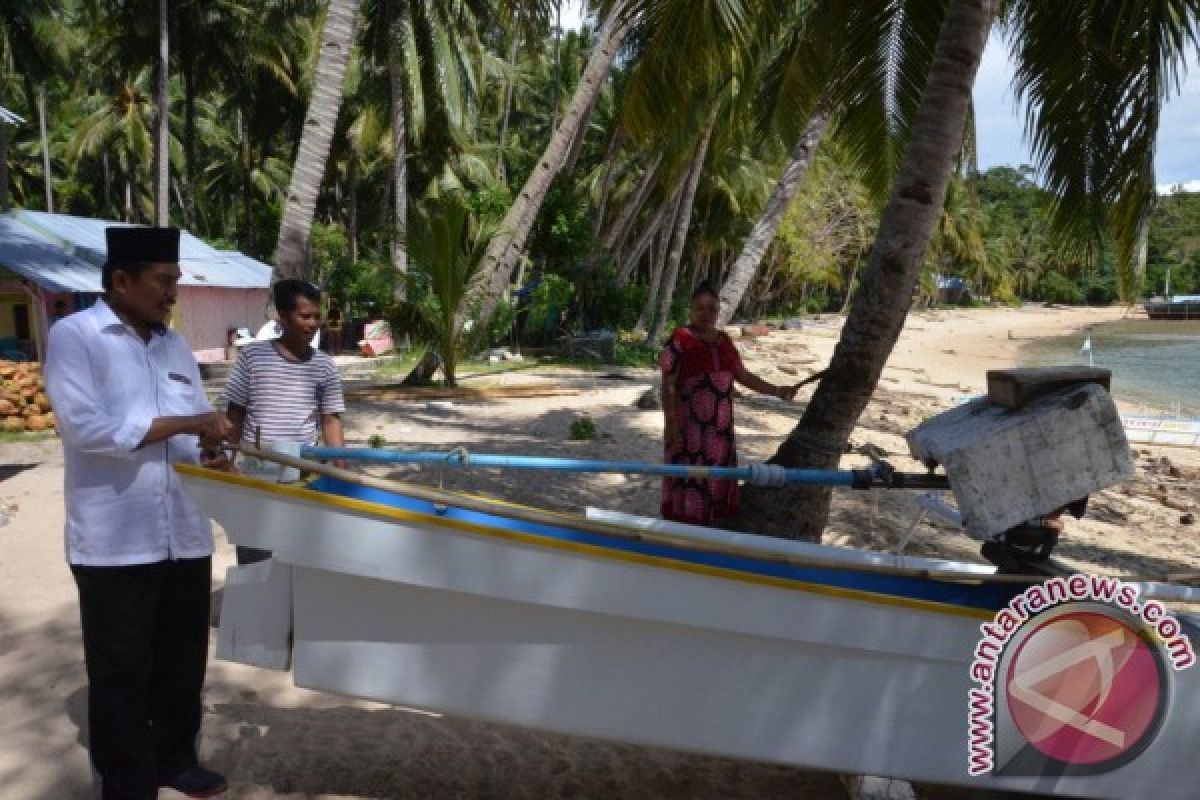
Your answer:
[1,305,1196,799]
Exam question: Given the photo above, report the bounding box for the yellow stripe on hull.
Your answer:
[178,464,994,621]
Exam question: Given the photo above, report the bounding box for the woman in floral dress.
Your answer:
[659,282,800,525]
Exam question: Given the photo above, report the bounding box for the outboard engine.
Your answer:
[907,368,1132,576]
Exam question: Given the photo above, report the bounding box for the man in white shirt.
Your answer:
[45,227,231,800]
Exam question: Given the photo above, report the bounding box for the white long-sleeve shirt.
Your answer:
[45,299,214,566]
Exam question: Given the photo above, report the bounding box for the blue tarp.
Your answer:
[0,210,272,291]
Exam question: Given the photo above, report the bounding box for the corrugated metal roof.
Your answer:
[0,211,273,290]
[0,215,103,292]
[0,105,23,126]
[214,250,274,288]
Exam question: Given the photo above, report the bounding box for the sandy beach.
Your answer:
[2,304,1197,799]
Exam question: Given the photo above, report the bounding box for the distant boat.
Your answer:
[1144,295,1200,320]
[1120,413,1200,448]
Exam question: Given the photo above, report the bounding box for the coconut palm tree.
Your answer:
[210,5,316,253]
[170,0,259,227]
[716,109,830,325]
[275,0,361,279]
[0,0,69,212]
[153,0,169,225]
[458,0,637,333]
[388,192,495,386]
[737,0,1200,540]
[66,69,162,222]
[644,104,719,342]
[359,0,508,290]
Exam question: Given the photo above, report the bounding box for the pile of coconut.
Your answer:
[0,361,55,433]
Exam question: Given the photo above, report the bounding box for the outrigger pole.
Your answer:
[299,446,950,490]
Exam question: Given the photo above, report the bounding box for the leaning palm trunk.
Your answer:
[496,17,521,185]
[717,109,830,326]
[562,89,599,175]
[458,0,634,332]
[646,107,719,343]
[635,180,685,331]
[615,200,670,286]
[591,124,626,239]
[635,228,670,334]
[153,0,169,226]
[603,152,662,255]
[736,0,999,541]
[388,29,407,290]
[275,0,360,279]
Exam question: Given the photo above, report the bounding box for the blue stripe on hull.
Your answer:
[311,477,1018,614]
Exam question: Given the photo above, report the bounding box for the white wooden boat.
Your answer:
[954,396,1200,450]
[1120,414,1200,449]
[177,461,1200,799]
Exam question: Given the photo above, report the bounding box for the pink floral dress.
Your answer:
[659,326,742,525]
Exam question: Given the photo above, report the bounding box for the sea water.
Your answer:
[1021,319,1200,413]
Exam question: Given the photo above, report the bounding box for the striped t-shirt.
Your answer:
[221,341,346,444]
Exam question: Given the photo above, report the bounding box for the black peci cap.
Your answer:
[105,226,180,264]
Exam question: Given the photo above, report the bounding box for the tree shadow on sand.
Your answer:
[0,605,95,799]
[205,700,847,800]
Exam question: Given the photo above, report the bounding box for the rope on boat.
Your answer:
[300,445,864,487]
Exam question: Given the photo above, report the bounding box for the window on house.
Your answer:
[12,304,29,341]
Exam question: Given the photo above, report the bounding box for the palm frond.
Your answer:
[1004,0,1200,300]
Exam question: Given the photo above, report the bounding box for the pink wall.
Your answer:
[177,286,271,363]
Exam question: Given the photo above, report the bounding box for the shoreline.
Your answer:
[2,304,1197,799]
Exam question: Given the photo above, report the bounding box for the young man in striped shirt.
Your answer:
[221,280,346,564]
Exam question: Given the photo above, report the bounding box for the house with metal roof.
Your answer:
[0,210,272,362]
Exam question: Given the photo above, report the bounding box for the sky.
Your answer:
[974,35,1200,194]
[560,4,1199,193]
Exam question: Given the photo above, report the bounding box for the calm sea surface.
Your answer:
[1020,319,1200,413]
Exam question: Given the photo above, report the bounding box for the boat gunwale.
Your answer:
[177,461,1027,621]
[177,459,1022,584]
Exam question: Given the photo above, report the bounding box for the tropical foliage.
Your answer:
[3,0,1199,536]
[387,192,495,386]
[3,2,1195,321]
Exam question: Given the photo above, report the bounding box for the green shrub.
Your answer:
[367,434,387,449]
[483,298,517,349]
[613,338,660,367]
[1036,271,1084,304]
[569,414,597,441]
[575,267,646,331]
[523,274,574,342]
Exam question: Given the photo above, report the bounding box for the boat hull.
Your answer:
[179,467,1200,799]
[1144,300,1200,320]
[1121,414,1200,448]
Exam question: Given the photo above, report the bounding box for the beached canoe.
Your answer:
[177,462,1200,799]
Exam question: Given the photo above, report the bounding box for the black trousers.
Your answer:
[71,557,211,800]
[235,545,272,565]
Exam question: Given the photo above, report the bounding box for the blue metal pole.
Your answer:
[301,446,860,486]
